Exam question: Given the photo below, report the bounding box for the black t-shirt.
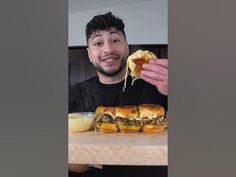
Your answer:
[69,76,167,113]
[69,76,168,177]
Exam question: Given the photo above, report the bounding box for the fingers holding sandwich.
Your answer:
[141,59,168,95]
[142,59,168,75]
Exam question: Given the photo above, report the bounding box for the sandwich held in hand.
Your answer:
[123,50,157,91]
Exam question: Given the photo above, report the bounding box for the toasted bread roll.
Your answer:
[138,104,167,133]
[95,106,115,118]
[115,105,141,133]
[95,106,118,133]
[138,104,165,119]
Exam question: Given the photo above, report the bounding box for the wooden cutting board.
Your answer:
[69,130,168,166]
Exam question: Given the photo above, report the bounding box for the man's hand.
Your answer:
[141,58,168,95]
[69,163,89,173]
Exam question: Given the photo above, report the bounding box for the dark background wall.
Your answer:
[69,44,168,86]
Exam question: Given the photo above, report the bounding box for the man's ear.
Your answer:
[87,47,93,63]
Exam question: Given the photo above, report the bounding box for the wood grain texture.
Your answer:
[69,130,168,165]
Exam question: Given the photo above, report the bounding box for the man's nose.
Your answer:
[103,42,114,53]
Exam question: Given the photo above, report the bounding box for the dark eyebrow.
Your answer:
[90,34,101,41]
[90,31,102,41]
[110,31,121,36]
[90,30,122,42]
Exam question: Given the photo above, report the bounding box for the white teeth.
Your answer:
[102,58,115,62]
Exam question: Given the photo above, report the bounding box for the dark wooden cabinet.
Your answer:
[69,48,97,86]
[69,44,168,86]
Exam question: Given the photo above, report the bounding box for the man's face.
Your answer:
[87,28,129,76]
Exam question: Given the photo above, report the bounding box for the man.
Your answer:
[69,12,168,177]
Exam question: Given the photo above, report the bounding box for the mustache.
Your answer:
[99,53,120,61]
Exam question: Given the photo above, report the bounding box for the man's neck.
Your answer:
[97,68,126,84]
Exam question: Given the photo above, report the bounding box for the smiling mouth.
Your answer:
[101,58,116,62]
[100,55,119,62]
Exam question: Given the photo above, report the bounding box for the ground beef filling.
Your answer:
[96,114,167,127]
[96,114,114,124]
[141,117,167,126]
[114,117,141,126]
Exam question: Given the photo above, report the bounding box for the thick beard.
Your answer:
[93,57,127,77]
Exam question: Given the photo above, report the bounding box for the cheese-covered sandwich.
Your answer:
[114,105,141,133]
[95,106,118,133]
[138,104,167,133]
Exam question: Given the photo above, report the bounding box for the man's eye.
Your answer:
[94,42,102,46]
[113,39,120,43]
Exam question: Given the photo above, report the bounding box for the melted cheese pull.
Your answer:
[123,50,157,92]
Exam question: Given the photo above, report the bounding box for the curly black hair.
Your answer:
[86,12,126,44]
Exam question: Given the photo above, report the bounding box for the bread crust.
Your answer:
[96,123,118,133]
[118,124,141,133]
[139,104,165,119]
[142,124,167,133]
[95,106,115,118]
[115,105,138,120]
